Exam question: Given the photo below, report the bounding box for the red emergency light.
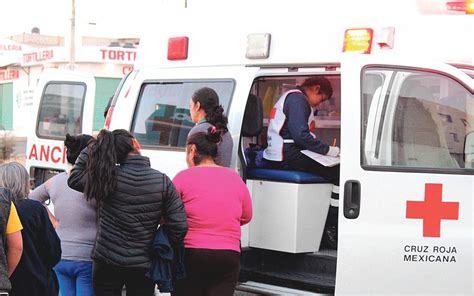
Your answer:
[167,37,189,60]
[446,1,474,14]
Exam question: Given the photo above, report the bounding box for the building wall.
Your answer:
[1,35,137,136]
[94,77,121,130]
[0,83,13,130]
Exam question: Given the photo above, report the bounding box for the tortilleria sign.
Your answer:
[22,49,55,65]
[0,69,19,81]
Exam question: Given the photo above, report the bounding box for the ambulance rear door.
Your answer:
[337,56,474,295]
[26,69,96,186]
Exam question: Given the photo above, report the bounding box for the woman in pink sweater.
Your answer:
[172,126,252,296]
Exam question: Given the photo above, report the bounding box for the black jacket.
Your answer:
[68,149,188,269]
[10,199,61,296]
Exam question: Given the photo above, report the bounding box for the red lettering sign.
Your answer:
[122,65,134,75]
[0,44,22,51]
[28,144,66,164]
[100,49,136,62]
[28,144,38,160]
[50,146,62,163]
[23,50,54,64]
[0,70,19,81]
[40,145,50,162]
[406,184,459,237]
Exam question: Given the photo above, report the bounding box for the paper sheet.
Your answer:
[301,150,340,167]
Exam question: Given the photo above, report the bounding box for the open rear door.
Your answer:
[26,69,96,185]
[337,56,474,295]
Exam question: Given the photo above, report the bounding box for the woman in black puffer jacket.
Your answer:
[68,129,188,296]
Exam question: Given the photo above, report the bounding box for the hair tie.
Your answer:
[210,126,217,134]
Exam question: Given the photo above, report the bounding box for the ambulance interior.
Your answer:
[241,74,341,169]
[238,74,341,291]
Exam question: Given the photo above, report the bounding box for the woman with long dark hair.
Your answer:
[30,134,96,296]
[68,129,188,296]
[172,126,252,296]
[188,87,233,167]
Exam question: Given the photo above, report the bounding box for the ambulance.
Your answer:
[26,0,474,294]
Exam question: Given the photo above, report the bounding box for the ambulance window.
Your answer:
[131,80,234,148]
[36,82,86,139]
[361,72,385,141]
[362,67,474,172]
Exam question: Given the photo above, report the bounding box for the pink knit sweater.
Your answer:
[172,166,252,252]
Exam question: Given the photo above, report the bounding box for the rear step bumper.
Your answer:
[239,248,336,294]
[236,281,328,295]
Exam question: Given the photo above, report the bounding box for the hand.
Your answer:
[326,146,340,157]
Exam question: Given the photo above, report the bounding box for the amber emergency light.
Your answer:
[343,28,374,54]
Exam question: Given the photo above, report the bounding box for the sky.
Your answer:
[0,0,418,38]
[0,0,184,38]
[0,0,467,40]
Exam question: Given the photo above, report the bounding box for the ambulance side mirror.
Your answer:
[464,132,474,169]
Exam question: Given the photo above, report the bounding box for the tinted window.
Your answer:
[131,81,234,148]
[362,67,474,171]
[37,83,86,139]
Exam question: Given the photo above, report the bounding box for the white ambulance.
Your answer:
[28,1,474,294]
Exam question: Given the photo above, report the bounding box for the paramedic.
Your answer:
[263,77,339,249]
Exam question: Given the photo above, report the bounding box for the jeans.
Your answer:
[92,262,154,296]
[54,260,94,296]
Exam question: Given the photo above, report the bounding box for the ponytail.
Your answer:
[187,126,222,165]
[84,129,134,203]
[192,87,229,133]
[84,130,117,202]
[207,105,228,133]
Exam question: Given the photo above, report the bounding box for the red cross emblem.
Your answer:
[269,108,277,120]
[406,184,459,238]
[309,120,316,133]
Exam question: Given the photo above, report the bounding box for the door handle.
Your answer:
[344,180,361,219]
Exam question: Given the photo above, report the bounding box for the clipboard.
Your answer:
[301,150,340,167]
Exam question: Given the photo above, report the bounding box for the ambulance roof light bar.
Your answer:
[167,37,189,61]
[446,1,474,14]
[342,28,374,54]
[246,33,271,59]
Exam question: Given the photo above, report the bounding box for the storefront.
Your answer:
[0,38,136,136]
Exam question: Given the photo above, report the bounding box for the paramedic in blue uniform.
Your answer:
[263,77,339,249]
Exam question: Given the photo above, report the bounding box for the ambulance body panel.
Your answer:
[110,66,259,177]
[338,56,474,294]
[26,1,474,294]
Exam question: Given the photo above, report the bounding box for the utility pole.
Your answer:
[69,0,76,70]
